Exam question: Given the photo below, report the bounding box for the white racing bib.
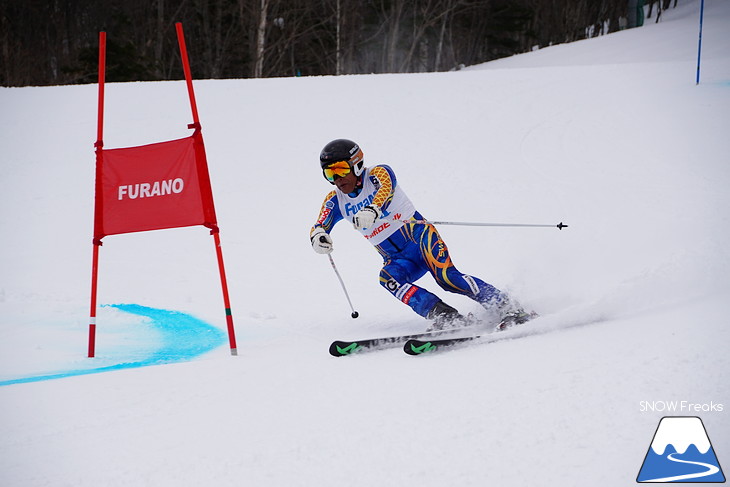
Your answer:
[335,165,416,245]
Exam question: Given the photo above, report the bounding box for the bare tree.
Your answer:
[253,0,267,77]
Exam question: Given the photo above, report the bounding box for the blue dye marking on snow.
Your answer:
[0,304,226,387]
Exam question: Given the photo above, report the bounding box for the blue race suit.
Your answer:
[311,164,505,317]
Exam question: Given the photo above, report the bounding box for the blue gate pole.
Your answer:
[696,0,705,85]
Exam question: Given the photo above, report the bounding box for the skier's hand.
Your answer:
[352,205,382,230]
[310,227,333,254]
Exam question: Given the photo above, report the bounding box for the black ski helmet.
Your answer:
[319,139,365,178]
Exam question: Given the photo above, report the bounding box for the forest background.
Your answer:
[1,0,677,87]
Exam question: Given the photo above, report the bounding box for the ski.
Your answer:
[403,312,540,355]
[403,335,482,355]
[329,324,487,357]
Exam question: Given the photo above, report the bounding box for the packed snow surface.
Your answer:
[1,1,728,485]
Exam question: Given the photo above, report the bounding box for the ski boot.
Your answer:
[426,301,469,331]
[495,309,537,331]
[493,295,537,331]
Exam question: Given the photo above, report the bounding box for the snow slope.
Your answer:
[1,1,729,485]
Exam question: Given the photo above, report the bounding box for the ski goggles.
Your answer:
[323,161,352,183]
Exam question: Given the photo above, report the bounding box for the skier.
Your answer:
[310,138,532,329]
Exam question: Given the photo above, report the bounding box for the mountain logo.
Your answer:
[637,416,725,483]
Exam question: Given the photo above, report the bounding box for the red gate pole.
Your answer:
[176,23,201,126]
[175,23,238,356]
[88,243,100,358]
[212,231,238,355]
[88,31,106,358]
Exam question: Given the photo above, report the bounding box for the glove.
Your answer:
[310,227,333,254]
[352,205,382,230]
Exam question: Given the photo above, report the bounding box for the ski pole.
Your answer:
[384,219,568,230]
[696,0,705,85]
[328,254,359,319]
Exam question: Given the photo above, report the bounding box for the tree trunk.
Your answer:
[435,9,448,71]
[336,0,341,75]
[385,1,403,73]
[254,0,268,77]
